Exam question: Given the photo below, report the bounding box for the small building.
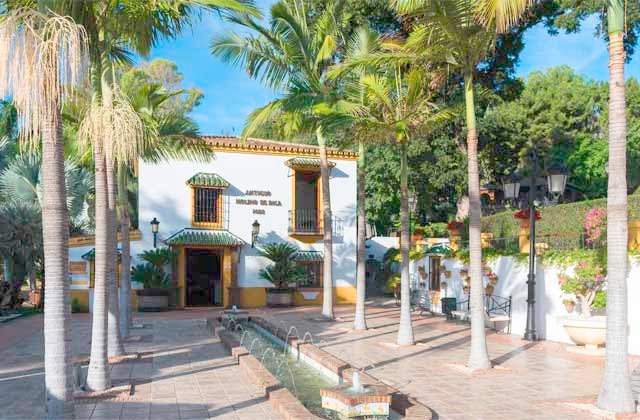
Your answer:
[68,136,358,310]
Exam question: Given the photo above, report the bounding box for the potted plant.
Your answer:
[133,263,170,311]
[513,208,541,228]
[259,243,305,307]
[446,220,464,236]
[484,284,494,296]
[562,298,576,313]
[463,286,470,294]
[443,269,451,279]
[559,254,607,351]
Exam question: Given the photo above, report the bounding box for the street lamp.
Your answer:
[408,191,418,235]
[150,217,160,248]
[251,220,260,248]
[504,151,568,341]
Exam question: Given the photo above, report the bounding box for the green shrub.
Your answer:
[421,222,448,238]
[71,298,82,313]
[132,263,169,289]
[482,192,640,239]
[592,290,607,309]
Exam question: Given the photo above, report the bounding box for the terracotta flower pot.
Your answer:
[444,270,452,279]
[564,302,576,313]
[484,286,494,296]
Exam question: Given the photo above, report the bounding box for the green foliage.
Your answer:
[258,243,305,289]
[71,298,82,313]
[138,248,174,271]
[483,192,640,240]
[421,222,448,238]
[132,263,170,289]
[592,290,607,309]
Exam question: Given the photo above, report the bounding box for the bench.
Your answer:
[450,295,512,333]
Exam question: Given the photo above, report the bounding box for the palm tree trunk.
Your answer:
[100,55,125,357]
[316,126,334,320]
[41,107,75,419]
[597,4,635,411]
[354,139,368,331]
[397,142,414,346]
[118,163,131,337]
[86,62,111,392]
[106,150,125,356]
[464,72,491,370]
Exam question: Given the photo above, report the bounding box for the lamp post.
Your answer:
[251,220,260,248]
[150,217,160,248]
[502,152,568,341]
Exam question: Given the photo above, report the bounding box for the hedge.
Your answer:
[481,193,640,239]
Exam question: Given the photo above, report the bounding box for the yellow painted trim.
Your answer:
[177,246,186,308]
[69,230,142,247]
[238,287,267,308]
[223,249,232,308]
[289,169,323,241]
[203,137,358,160]
[335,286,357,304]
[190,186,225,229]
[71,290,90,312]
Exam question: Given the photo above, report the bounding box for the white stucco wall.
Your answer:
[134,150,357,290]
[440,255,640,355]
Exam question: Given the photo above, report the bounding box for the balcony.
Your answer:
[288,209,343,241]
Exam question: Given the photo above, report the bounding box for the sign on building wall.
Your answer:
[69,261,87,275]
[235,190,282,215]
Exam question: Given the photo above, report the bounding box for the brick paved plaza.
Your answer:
[0,301,637,420]
[0,312,281,420]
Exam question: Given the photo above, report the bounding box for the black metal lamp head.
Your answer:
[150,217,160,233]
[501,174,521,201]
[546,164,569,197]
[150,217,160,248]
[251,220,260,248]
[408,191,418,213]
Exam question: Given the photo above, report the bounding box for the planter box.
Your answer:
[266,289,294,307]
[136,289,169,312]
[562,316,606,354]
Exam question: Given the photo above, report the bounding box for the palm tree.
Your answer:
[395,0,500,368]
[597,0,636,413]
[0,8,88,418]
[211,0,349,320]
[117,65,213,335]
[73,0,258,390]
[331,48,451,345]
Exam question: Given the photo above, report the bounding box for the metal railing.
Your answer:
[288,209,343,238]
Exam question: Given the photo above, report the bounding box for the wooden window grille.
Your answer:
[193,187,221,224]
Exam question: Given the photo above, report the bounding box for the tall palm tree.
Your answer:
[395,0,501,367]
[331,50,451,345]
[597,0,636,413]
[211,0,349,320]
[73,0,258,390]
[117,67,213,335]
[0,8,88,418]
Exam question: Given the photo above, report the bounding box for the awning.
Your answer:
[285,157,336,170]
[165,228,245,247]
[294,250,323,262]
[81,248,122,260]
[186,172,230,188]
[425,243,453,256]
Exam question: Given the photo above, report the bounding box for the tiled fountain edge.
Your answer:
[207,317,322,420]
[250,316,433,420]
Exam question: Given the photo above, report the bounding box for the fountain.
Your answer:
[222,304,249,322]
[320,371,392,419]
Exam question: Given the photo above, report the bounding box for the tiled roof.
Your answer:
[165,228,245,247]
[425,243,453,256]
[186,173,230,188]
[294,250,324,262]
[200,136,358,159]
[285,157,336,169]
[81,248,122,260]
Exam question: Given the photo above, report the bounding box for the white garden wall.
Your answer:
[436,255,640,355]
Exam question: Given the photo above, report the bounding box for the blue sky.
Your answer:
[149,7,640,135]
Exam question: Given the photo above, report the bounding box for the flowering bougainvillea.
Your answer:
[558,258,606,317]
[584,207,606,245]
[446,220,464,231]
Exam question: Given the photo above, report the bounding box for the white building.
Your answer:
[68,136,358,310]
